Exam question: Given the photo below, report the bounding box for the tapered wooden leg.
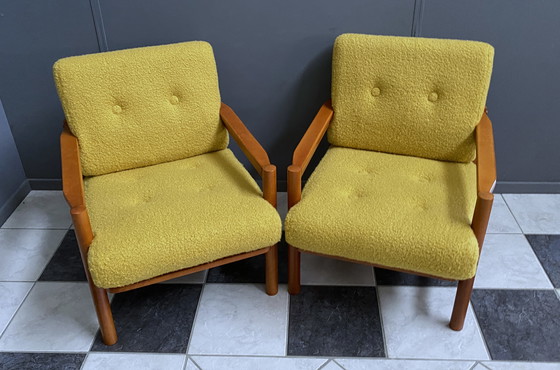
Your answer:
[265,244,278,296]
[288,245,301,295]
[449,277,475,331]
[87,281,117,345]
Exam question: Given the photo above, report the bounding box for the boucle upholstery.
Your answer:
[329,34,494,163]
[85,149,282,288]
[285,147,479,280]
[53,41,227,176]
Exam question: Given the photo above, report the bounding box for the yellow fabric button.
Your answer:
[428,92,439,102]
[371,87,381,97]
[170,95,179,105]
[112,105,122,114]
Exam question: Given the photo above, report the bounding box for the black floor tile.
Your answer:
[91,284,202,353]
[288,286,385,357]
[471,289,560,361]
[0,353,85,370]
[207,241,288,284]
[38,230,87,282]
[375,268,457,286]
[526,235,560,287]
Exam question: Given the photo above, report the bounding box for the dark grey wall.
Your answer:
[0,100,29,225]
[0,0,559,192]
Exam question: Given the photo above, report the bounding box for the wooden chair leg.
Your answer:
[288,244,301,295]
[87,281,117,345]
[265,244,278,296]
[449,277,475,331]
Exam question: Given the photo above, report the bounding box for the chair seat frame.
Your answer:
[61,103,279,345]
[286,100,496,331]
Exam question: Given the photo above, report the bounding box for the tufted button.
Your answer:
[428,92,439,102]
[112,105,122,114]
[170,95,179,105]
[371,87,381,97]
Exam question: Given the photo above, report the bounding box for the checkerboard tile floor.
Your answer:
[0,191,559,369]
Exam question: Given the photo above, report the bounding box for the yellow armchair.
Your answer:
[285,34,496,331]
[55,41,282,345]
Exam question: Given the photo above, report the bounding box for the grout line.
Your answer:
[522,234,557,290]
[374,286,389,358]
[0,227,72,230]
[500,194,527,234]
[188,355,203,370]
[469,300,492,361]
[185,284,206,355]
[79,352,90,370]
[317,359,332,370]
[0,282,36,341]
[332,359,347,370]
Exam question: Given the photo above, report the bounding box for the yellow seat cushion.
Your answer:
[84,149,282,288]
[329,34,494,163]
[285,147,479,280]
[53,41,228,176]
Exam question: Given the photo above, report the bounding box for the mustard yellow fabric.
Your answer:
[329,34,494,163]
[53,41,228,176]
[285,147,479,280]
[84,149,282,288]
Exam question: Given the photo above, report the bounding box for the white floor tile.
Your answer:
[0,282,98,352]
[487,195,522,233]
[161,270,207,284]
[502,194,560,234]
[336,359,476,370]
[301,253,375,286]
[475,234,553,289]
[0,282,33,336]
[82,353,186,370]
[191,356,327,370]
[1,191,71,229]
[0,229,66,281]
[377,286,489,360]
[482,361,560,370]
[188,284,289,356]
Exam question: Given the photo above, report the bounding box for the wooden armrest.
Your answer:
[60,124,86,208]
[291,100,333,173]
[475,110,497,194]
[219,103,276,206]
[287,100,334,208]
[471,110,497,248]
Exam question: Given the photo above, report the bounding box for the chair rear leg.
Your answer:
[288,245,301,295]
[87,281,117,345]
[449,277,475,331]
[265,244,279,296]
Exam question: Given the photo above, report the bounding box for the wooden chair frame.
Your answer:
[61,103,279,345]
[287,100,496,331]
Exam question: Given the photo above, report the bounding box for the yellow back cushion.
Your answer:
[54,41,228,176]
[329,34,494,163]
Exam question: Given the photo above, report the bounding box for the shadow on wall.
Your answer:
[265,44,333,185]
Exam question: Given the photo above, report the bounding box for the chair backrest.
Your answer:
[54,41,228,176]
[328,34,494,163]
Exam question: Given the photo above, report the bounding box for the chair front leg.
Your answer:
[288,245,301,295]
[88,282,118,345]
[265,244,279,295]
[449,277,475,331]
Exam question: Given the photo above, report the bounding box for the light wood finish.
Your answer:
[60,102,280,345]
[287,102,496,332]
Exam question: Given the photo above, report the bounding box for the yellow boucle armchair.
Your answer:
[285,34,496,331]
[54,41,282,345]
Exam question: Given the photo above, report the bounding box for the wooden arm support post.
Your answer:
[220,103,277,207]
[287,100,334,209]
[450,109,496,331]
